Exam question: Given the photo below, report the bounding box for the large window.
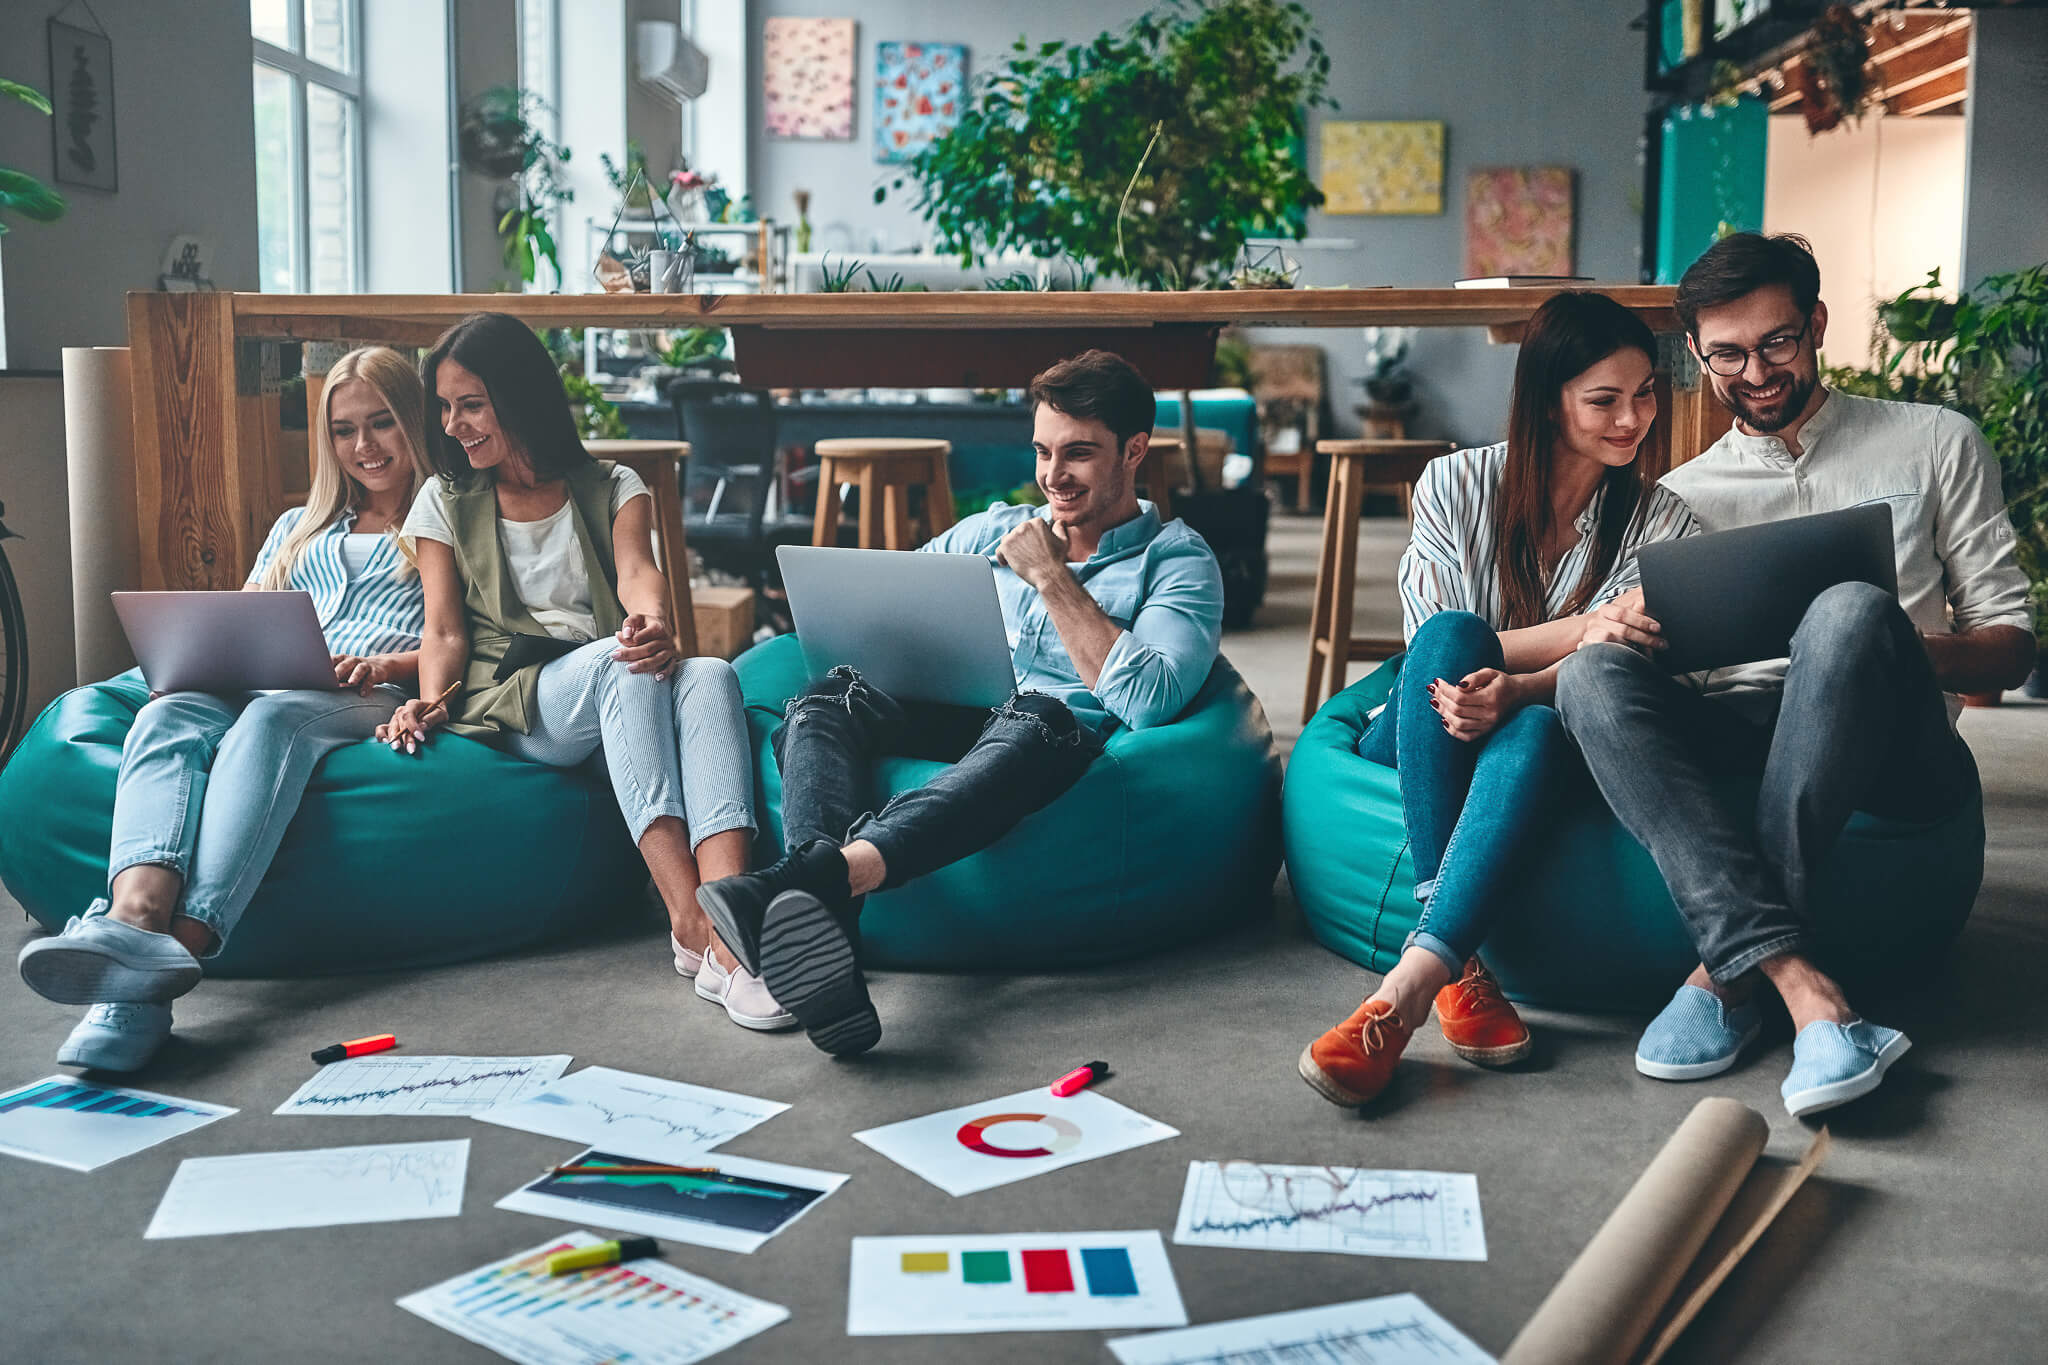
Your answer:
[253,0,363,293]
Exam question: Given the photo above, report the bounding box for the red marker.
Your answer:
[312,1033,398,1064]
[1050,1061,1109,1097]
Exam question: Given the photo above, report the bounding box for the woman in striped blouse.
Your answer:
[1301,292,1699,1110]
[15,347,434,1072]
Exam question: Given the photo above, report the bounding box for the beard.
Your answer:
[1720,369,1817,433]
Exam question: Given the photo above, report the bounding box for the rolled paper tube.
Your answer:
[1502,1096,1768,1365]
[63,347,141,682]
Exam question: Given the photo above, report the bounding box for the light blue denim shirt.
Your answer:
[923,500,1224,734]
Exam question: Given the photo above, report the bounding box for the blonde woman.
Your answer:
[17,347,434,1071]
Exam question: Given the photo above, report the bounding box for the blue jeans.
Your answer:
[1357,612,1581,976]
[504,638,756,849]
[1555,581,1973,982]
[102,681,403,954]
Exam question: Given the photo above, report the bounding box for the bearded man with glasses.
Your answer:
[1553,232,2034,1119]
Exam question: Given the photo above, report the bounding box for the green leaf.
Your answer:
[0,167,66,222]
[1,78,53,115]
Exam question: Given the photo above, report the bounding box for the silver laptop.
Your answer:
[1637,503,1898,673]
[776,547,1017,707]
[113,591,339,693]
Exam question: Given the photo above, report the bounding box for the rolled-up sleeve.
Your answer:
[1936,417,2032,633]
[1090,534,1224,730]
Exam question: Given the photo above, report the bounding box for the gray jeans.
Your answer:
[1554,581,1974,983]
[504,638,756,850]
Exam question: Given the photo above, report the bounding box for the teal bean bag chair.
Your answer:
[1284,658,1985,1012]
[734,634,1282,970]
[0,673,645,977]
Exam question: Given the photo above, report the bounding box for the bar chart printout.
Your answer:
[397,1232,788,1365]
[0,1075,235,1171]
[847,1231,1187,1335]
[1172,1162,1488,1262]
[1106,1293,1497,1365]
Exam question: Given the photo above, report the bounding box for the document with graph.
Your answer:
[1109,1293,1496,1365]
[1171,1161,1487,1261]
[274,1054,572,1117]
[498,1147,848,1254]
[473,1066,789,1163]
[145,1139,469,1238]
[0,1074,235,1171]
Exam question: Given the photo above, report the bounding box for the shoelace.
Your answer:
[1354,1005,1406,1054]
[1455,965,1507,1012]
[85,1003,151,1027]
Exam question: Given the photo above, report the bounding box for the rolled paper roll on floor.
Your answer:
[63,346,140,682]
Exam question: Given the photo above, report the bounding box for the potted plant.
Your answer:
[458,86,573,287]
[880,0,1333,290]
[1360,327,1417,406]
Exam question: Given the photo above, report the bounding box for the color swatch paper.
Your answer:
[848,1231,1186,1335]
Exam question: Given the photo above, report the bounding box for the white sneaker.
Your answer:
[19,906,202,1005]
[57,1002,173,1072]
[697,947,796,1031]
[671,934,703,978]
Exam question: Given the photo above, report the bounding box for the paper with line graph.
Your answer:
[145,1139,469,1238]
[473,1066,788,1163]
[1172,1161,1486,1261]
[498,1147,848,1254]
[274,1054,571,1117]
[1108,1293,1495,1364]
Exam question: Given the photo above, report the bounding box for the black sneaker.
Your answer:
[758,890,880,1056]
[695,840,853,976]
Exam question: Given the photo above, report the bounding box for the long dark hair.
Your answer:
[1494,292,1657,630]
[420,312,590,484]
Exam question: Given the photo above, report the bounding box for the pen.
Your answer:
[311,1032,398,1064]
[548,1163,719,1177]
[546,1236,660,1276]
[1050,1060,1109,1097]
[392,680,459,753]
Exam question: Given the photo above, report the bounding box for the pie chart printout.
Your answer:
[854,1086,1180,1195]
[956,1112,1084,1159]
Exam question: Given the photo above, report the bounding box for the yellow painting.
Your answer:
[1321,120,1446,215]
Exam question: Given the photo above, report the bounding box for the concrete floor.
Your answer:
[3,509,2044,1363]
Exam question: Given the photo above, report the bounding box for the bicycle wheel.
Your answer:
[0,505,28,760]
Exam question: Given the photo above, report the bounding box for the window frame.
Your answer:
[253,0,366,293]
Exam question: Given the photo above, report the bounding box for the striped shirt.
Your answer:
[1397,443,1699,641]
[246,507,426,657]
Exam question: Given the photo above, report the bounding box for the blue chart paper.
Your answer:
[0,1075,235,1171]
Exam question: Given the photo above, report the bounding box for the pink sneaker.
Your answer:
[670,934,703,978]
[697,947,797,1032]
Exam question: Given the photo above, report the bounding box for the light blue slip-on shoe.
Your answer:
[1782,1019,1912,1119]
[56,1002,173,1073]
[16,905,202,1006]
[1635,984,1764,1081]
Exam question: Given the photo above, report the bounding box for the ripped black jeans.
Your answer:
[774,666,1103,895]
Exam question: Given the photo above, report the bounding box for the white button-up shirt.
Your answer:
[1658,388,2031,721]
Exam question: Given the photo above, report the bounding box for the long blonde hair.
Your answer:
[259,346,432,590]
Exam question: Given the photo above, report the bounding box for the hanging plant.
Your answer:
[459,86,574,286]
[1796,4,1872,134]
[0,78,65,234]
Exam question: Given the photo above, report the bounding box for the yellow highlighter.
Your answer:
[546,1236,660,1276]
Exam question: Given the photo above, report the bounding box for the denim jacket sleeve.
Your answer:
[1090,530,1224,730]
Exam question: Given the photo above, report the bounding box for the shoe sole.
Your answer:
[1783,1033,1913,1118]
[1446,1033,1533,1066]
[1635,1019,1762,1081]
[693,883,764,976]
[758,891,879,1057]
[1296,1043,1374,1108]
[18,940,201,1006]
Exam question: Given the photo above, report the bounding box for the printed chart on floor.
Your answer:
[274,1054,572,1117]
[473,1067,788,1164]
[146,1139,468,1238]
[1107,1293,1496,1364]
[847,1231,1187,1335]
[497,1147,849,1254]
[0,1074,235,1171]
[1172,1161,1487,1262]
[398,1231,788,1365]
[852,1086,1178,1196]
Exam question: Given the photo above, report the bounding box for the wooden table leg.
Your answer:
[643,452,698,656]
[811,456,841,547]
[1324,455,1368,709]
[882,482,910,551]
[922,452,956,538]
[857,464,882,548]
[1303,454,1345,723]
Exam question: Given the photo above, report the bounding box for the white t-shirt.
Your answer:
[400,465,650,641]
[339,533,383,577]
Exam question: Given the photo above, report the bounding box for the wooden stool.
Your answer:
[1137,435,1181,522]
[812,438,956,549]
[1302,438,1453,723]
[583,438,697,656]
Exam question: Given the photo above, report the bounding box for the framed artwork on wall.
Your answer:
[1321,120,1443,215]
[763,17,857,141]
[874,41,966,164]
[47,17,117,192]
[1464,167,1576,278]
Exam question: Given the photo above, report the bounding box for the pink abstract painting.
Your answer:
[1464,167,1576,278]
[764,17,856,140]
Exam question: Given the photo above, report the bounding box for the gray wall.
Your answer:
[1962,8,2048,289]
[0,0,259,369]
[0,377,76,722]
[746,0,1652,445]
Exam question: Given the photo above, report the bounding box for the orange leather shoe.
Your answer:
[1435,959,1532,1065]
[1298,999,1415,1107]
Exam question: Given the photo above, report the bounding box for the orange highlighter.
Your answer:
[312,1033,398,1064]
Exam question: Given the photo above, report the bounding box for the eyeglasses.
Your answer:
[1697,318,1811,377]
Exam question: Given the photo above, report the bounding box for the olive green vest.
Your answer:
[438,460,626,743]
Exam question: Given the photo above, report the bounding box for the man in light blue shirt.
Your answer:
[698,350,1225,1055]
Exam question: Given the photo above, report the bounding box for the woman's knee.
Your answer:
[128,694,233,753]
[1406,611,1502,674]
